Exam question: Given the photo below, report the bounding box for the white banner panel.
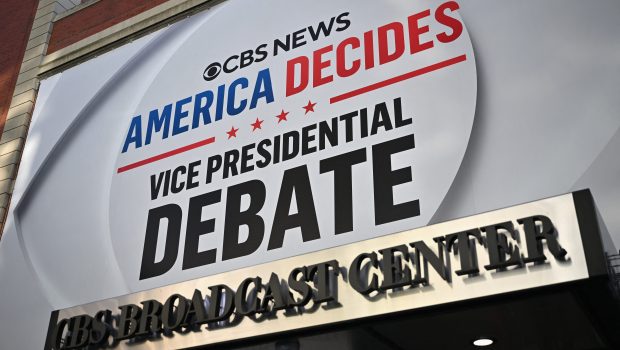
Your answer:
[3,1,620,349]
[14,0,476,297]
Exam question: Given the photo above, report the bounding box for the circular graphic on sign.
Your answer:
[109,0,477,290]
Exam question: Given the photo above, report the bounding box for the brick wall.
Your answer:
[0,0,39,135]
[48,0,170,54]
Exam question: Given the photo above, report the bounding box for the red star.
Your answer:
[276,109,289,123]
[226,126,239,139]
[303,100,317,114]
[251,118,264,131]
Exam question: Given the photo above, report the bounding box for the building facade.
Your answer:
[0,1,619,349]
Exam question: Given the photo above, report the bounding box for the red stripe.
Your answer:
[330,54,467,104]
[117,136,216,173]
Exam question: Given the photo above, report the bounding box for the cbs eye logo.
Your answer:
[203,44,269,81]
[203,62,222,81]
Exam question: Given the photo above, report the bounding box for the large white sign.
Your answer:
[15,0,476,301]
[5,1,620,349]
[109,0,476,289]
